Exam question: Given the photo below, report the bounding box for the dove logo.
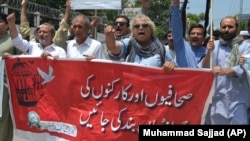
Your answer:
[37,66,55,85]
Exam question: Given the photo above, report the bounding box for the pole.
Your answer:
[209,0,213,69]
[94,9,97,40]
[239,0,243,27]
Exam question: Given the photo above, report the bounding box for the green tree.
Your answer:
[186,13,205,26]
[134,0,171,38]
[239,20,248,31]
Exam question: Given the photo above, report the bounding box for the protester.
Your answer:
[19,0,34,41]
[105,14,176,71]
[171,0,206,68]
[68,15,100,41]
[66,14,105,60]
[113,15,131,40]
[52,0,71,47]
[200,16,250,124]
[163,30,176,62]
[0,12,22,141]
[103,15,131,61]
[203,29,221,46]
[19,0,37,42]
[20,0,71,48]
[20,0,103,60]
[239,30,250,40]
[7,13,66,59]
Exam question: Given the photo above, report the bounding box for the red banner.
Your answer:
[5,57,214,141]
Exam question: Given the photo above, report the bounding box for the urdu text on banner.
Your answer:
[71,0,121,10]
[5,57,214,141]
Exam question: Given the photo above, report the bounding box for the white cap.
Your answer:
[239,30,250,36]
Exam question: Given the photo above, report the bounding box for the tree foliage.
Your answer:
[186,13,205,26]
[134,0,171,37]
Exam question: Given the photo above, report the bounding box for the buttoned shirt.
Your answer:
[12,34,66,58]
[171,5,206,68]
[66,37,105,59]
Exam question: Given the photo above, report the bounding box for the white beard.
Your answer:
[39,39,47,45]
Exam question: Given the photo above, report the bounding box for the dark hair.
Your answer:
[0,12,8,24]
[160,30,172,45]
[203,30,221,46]
[166,30,172,35]
[114,15,130,27]
[213,29,221,39]
[188,24,206,37]
[162,30,172,39]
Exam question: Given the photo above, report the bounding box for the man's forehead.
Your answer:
[39,24,51,29]
[39,24,47,28]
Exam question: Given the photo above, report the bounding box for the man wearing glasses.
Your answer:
[103,15,131,61]
[104,14,176,71]
[113,15,131,40]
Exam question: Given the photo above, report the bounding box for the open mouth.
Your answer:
[138,32,145,36]
[116,28,122,32]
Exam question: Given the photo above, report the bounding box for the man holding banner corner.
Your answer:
[200,16,250,125]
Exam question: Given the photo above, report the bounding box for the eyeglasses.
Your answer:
[113,22,127,26]
[133,24,149,29]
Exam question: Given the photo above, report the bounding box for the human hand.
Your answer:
[90,16,100,29]
[6,13,16,25]
[21,0,28,8]
[211,66,225,76]
[239,55,245,66]
[2,52,13,59]
[206,39,215,51]
[162,61,176,71]
[41,52,52,58]
[83,55,96,61]
[66,0,71,9]
[104,25,115,35]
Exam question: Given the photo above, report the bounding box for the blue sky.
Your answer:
[184,0,250,29]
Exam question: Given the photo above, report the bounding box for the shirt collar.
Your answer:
[38,43,56,49]
[73,37,92,46]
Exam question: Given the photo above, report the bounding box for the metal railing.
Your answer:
[0,0,79,20]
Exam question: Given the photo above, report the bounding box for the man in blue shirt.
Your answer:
[170,0,206,68]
